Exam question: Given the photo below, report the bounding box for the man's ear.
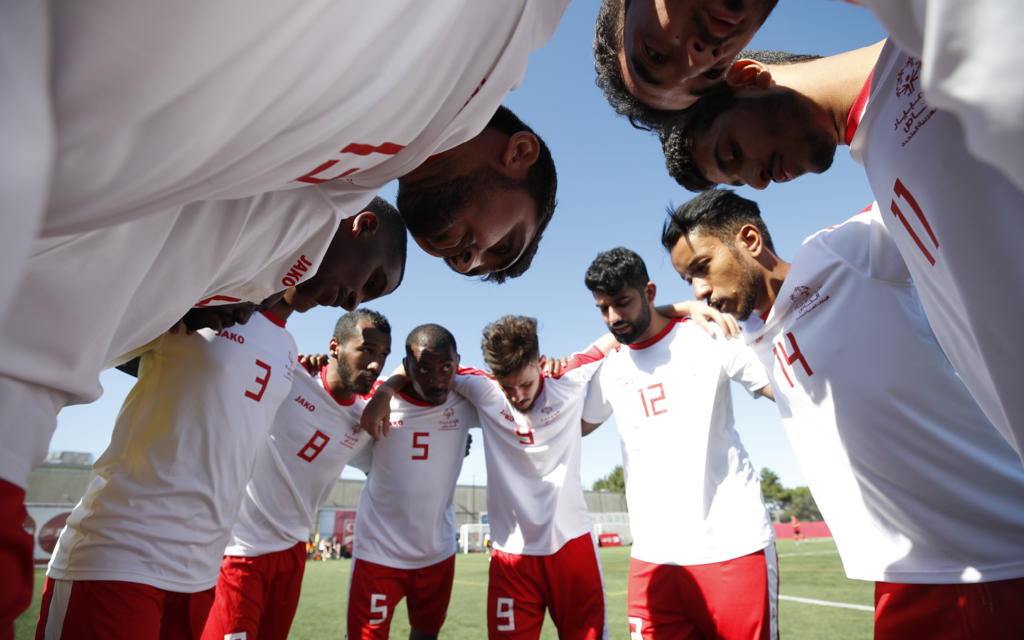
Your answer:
[726,59,773,92]
[644,281,658,306]
[351,211,379,238]
[502,131,540,176]
[329,336,340,357]
[737,223,765,258]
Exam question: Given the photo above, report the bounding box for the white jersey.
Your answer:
[850,41,1024,461]
[353,390,476,569]
[744,205,1024,584]
[859,0,1024,192]
[454,349,605,556]
[583,320,773,566]
[225,366,371,558]
[45,0,569,236]
[47,312,297,592]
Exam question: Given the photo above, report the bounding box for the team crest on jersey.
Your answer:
[540,406,554,415]
[791,285,830,321]
[444,407,455,419]
[894,56,935,147]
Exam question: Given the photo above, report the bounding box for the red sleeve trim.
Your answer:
[559,345,607,375]
[195,295,243,308]
[261,310,287,328]
[628,317,685,350]
[845,67,875,146]
[458,366,492,378]
[320,366,356,406]
[397,390,431,407]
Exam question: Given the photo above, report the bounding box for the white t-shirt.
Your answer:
[454,349,606,556]
[45,0,569,236]
[859,0,1024,192]
[744,205,1024,584]
[583,320,773,566]
[850,41,1024,461]
[225,365,371,558]
[47,312,297,592]
[353,389,476,569]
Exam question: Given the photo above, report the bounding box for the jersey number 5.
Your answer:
[412,432,429,460]
[638,383,667,418]
[245,360,272,402]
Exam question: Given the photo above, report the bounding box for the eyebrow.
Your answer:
[630,51,663,87]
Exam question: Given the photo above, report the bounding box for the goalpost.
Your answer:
[458,524,490,554]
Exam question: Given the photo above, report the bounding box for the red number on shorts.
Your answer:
[245,360,272,402]
[496,597,515,631]
[515,427,535,446]
[298,430,330,462]
[774,332,813,388]
[412,432,429,460]
[638,383,667,417]
[890,178,938,266]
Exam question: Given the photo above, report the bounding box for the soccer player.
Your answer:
[664,189,1024,638]
[581,247,777,640]
[346,324,476,640]
[201,308,391,640]
[593,0,779,128]
[660,42,1024,466]
[33,287,307,638]
[789,517,804,546]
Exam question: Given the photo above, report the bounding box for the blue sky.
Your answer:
[51,1,887,492]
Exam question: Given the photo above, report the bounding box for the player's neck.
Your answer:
[770,40,884,147]
[754,255,791,318]
[265,298,295,322]
[324,362,356,401]
[634,307,671,344]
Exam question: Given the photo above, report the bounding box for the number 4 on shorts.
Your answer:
[629,616,644,640]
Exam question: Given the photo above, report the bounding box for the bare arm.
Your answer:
[656,300,741,338]
[359,364,409,440]
[582,420,603,437]
[754,383,775,402]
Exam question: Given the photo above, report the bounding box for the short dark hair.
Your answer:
[364,196,409,289]
[584,247,651,295]
[480,106,558,284]
[661,189,775,254]
[405,324,458,360]
[481,315,539,378]
[660,50,824,192]
[334,308,391,344]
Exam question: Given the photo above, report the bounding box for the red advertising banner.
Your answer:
[334,509,357,555]
[598,533,622,547]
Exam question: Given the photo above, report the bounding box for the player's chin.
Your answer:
[425,389,450,405]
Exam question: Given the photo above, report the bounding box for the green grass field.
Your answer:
[17,538,873,638]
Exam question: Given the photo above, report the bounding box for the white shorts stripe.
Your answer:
[589,531,610,640]
[42,579,73,640]
[764,546,779,640]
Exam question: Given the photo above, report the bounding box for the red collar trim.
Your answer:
[758,310,770,323]
[320,366,356,406]
[397,389,431,407]
[261,310,287,328]
[628,317,684,350]
[845,67,875,146]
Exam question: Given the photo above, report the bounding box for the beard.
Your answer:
[732,255,763,322]
[335,356,374,396]
[611,300,653,345]
[396,163,521,241]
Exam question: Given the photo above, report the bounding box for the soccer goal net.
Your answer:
[458,524,491,554]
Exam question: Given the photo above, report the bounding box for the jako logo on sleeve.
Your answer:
[281,255,313,287]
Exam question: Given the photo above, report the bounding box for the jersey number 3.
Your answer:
[245,360,272,402]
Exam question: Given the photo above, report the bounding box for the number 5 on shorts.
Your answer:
[370,593,388,625]
[629,616,644,640]
[497,597,515,631]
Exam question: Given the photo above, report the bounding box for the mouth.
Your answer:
[772,155,796,183]
[704,6,743,38]
[611,322,633,336]
[514,399,532,410]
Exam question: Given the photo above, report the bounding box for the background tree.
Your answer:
[592,465,626,493]
[781,486,823,522]
[759,467,791,523]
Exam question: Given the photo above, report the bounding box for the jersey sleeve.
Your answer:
[348,439,373,475]
[818,203,912,285]
[453,368,503,411]
[581,364,613,425]
[560,345,607,385]
[719,328,770,396]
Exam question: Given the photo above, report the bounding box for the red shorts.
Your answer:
[875,578,1024,639]
[347,554,456,639]
[200,542,307,640]
[0,480,33,640]
[627,548,778,640]
[487,533,607,640]
[35,576,214,640]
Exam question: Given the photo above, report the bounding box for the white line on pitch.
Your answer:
[779,595,874,612]
[777,550,841,558]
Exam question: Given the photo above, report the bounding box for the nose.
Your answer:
[693,279,712,301]
[449,245,482,274]
[747,160,770,190]
[686,36,721,76]
[342,290,362,311]
[606,308,623,325]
